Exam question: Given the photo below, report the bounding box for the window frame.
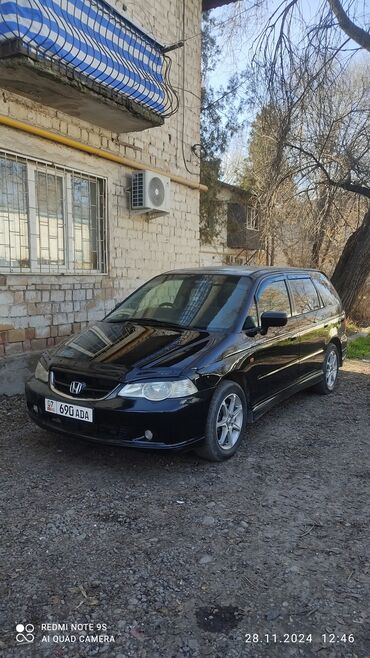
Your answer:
[31,164,68,273]
[246,205,258,231]
[0,151,108,275]
[310,273,342,313]
[0,156,30,271]
[254,276,293,324]
[286,275,322,317]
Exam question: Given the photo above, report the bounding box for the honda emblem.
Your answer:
[69,381,86,395]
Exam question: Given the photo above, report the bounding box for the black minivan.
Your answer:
[26,267,347,461]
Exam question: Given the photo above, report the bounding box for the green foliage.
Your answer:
[239,104,284,194]
[347,335,370,359]
[345,318,362,335]
[200,158,223,243]
[200,14,248,243]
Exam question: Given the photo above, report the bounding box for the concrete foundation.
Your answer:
[0,350,41,396]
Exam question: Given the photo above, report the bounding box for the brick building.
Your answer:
[0,0,230,379]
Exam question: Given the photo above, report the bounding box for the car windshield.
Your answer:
[105,273,252,331]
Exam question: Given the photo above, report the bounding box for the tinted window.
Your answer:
[256,280,291,319]
[243,300,258,330]
[313,275,341,311]
[289,278,320,314]
[106,273,252,331]
[136,278,183,310]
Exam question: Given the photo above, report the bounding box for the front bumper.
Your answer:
[25,378,212,451]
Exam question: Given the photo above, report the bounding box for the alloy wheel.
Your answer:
[325,350,338,390]
[216,393,244,450]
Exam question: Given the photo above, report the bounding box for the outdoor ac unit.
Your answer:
[131,171,170,214]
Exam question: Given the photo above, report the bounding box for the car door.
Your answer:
[242,276,300,406]
[286,275,326,381]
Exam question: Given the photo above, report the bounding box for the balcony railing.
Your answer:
[0,0,178,120]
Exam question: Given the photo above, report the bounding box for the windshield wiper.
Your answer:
[134,317,185,329]
[106,316,185,329]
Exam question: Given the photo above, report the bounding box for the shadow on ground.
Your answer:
[0,360,369,657]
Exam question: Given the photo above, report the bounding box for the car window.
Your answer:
[256,279,291,319]
[243,300,258,330]
[136,278,183,311]
[313,274,341,312]
[289,278,321,314]
[105,273,252,331]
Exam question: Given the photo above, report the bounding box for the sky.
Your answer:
[205,0,370,182]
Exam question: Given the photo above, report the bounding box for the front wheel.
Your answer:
[313,343,340,395]
[195,381,247,461]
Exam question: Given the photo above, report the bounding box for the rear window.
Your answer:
[289,278,321,314]
[313,274,341,311]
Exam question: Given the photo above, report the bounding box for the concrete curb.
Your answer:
[0,350,42,396]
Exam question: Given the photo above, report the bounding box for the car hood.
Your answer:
[48,321,225,381]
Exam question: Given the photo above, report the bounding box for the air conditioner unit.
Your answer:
[131,171,171,214]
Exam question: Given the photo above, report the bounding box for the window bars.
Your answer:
[246,205,258,231]
[0,0,178,117]
[0,151,108,274]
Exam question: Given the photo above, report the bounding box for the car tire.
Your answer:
[313,343,340,395]
[195,380,247,462]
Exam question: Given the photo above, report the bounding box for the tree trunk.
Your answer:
[311,184,332,267]
[331,206,370,315]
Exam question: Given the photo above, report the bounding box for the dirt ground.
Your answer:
[0,359,369,658]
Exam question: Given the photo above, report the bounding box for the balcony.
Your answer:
[0,0,178,133]
[227,202,262,251]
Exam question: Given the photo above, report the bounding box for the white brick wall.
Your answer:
[0,0,202,355]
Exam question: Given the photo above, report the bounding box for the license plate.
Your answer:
[45,398,93,423]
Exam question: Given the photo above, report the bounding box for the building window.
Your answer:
[36,171,65,267]
[246,205,258,230]
[0,158,29,269]
[0,152,107,273]
[227,202,257,249]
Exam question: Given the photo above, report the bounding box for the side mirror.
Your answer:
[243,315,258,336]
[260,311,288,335]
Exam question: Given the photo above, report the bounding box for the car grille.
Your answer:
[34,410,144,443]
[51,368,120,399]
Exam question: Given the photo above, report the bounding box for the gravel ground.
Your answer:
[0,359,369,658]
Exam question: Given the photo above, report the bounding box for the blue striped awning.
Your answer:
[0,0,175,115]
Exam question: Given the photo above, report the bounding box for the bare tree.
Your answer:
[327,0,370,51]
[249,0,370,313]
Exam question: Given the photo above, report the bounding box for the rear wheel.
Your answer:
[195,381,247,461]
[313,343,339,394]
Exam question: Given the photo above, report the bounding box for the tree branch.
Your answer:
[336,180,370,198]
[327,0,370,52]
[285,142,333,181]
[285,142,370,199]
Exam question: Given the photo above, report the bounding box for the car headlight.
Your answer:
[118,379,197,401]
[35,360,49,383]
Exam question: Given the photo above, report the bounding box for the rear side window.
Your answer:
[256,279,291,319]
[289,278,320,314]
[313,274,341,311]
